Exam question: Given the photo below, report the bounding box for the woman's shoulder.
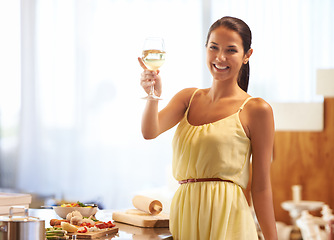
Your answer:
[167,88,199,110]
[248,97,272,108]
[240,97,274,138]
[173,87,200,102]
[168,87,204,111]
[176,87,199,95]
[176,87,211,98]
[246,97,274,120]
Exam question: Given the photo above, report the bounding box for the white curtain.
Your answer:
[16,0,203,209]
[1,0,333,210]
[0,0,21,188]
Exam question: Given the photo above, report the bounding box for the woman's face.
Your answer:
[206,26,252,83]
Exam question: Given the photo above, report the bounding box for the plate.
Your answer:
[53,206,98,219]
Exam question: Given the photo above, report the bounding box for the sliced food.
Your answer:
[61,222,78,233]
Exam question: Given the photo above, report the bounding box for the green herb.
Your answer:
[46,236,69,240]
[45,227,63,231]
[45,227,68,239]
[77,201,86,207]
[83,216,99,222]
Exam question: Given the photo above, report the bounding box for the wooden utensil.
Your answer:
[132,195,163,215]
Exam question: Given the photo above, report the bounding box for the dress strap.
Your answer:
[184,88,200,118]
[188,88,200,108]
[239,97,254,111]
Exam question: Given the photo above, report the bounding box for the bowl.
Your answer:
[53,206,98,219]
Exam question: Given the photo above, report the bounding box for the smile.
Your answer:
[213,64,229,70]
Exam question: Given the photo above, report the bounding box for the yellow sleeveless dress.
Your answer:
[170,89,258,240]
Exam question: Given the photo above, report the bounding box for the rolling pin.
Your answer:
[132,195,163,215]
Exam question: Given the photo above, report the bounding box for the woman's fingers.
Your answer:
[138,57,147,70]
[140,70,155,87]
[138,57,162,96]
[138,57,160,76]
[141,70,156,78]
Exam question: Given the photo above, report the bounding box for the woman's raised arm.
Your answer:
[139,57,195,139]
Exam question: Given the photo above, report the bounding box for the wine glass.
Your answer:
[141,37,166,100]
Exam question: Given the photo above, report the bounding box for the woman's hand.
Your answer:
[138,57,162,97]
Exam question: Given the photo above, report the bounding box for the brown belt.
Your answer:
[178,178,234,184]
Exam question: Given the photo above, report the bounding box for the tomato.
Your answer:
[80,222,92,227]
[106,221,116,228]
[95,221,115,229]
[95,222,107,229]
[77,226,88,233]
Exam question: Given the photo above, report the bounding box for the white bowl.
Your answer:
[53,206,98,219]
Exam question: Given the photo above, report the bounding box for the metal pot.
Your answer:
[0,206,45,240]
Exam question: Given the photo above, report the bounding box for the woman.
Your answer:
[139,16,277,240]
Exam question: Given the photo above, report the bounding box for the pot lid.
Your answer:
[0,215,44,222]
[0,206,44,222]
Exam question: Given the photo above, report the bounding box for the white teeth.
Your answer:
[214,64,228,70]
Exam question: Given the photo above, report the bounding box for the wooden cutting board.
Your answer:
[67,227,118,239]
[112,210,169,228]
[115,222,171,235]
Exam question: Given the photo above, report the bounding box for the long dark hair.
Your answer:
[205,16,252,92]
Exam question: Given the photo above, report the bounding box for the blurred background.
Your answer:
[0,0,333,213]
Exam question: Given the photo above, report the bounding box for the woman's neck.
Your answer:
[208,79,243,102]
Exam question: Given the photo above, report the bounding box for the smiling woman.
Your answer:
[139,16,277,239]
[205,27,253,91]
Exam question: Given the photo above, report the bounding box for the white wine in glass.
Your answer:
[142,37,166,100]
[142,49,166,70]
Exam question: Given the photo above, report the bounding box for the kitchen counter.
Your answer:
[29,208,173,240]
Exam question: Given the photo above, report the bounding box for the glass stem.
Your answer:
[149,85,154,96]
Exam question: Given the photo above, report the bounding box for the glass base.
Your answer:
[141,94,162,100]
